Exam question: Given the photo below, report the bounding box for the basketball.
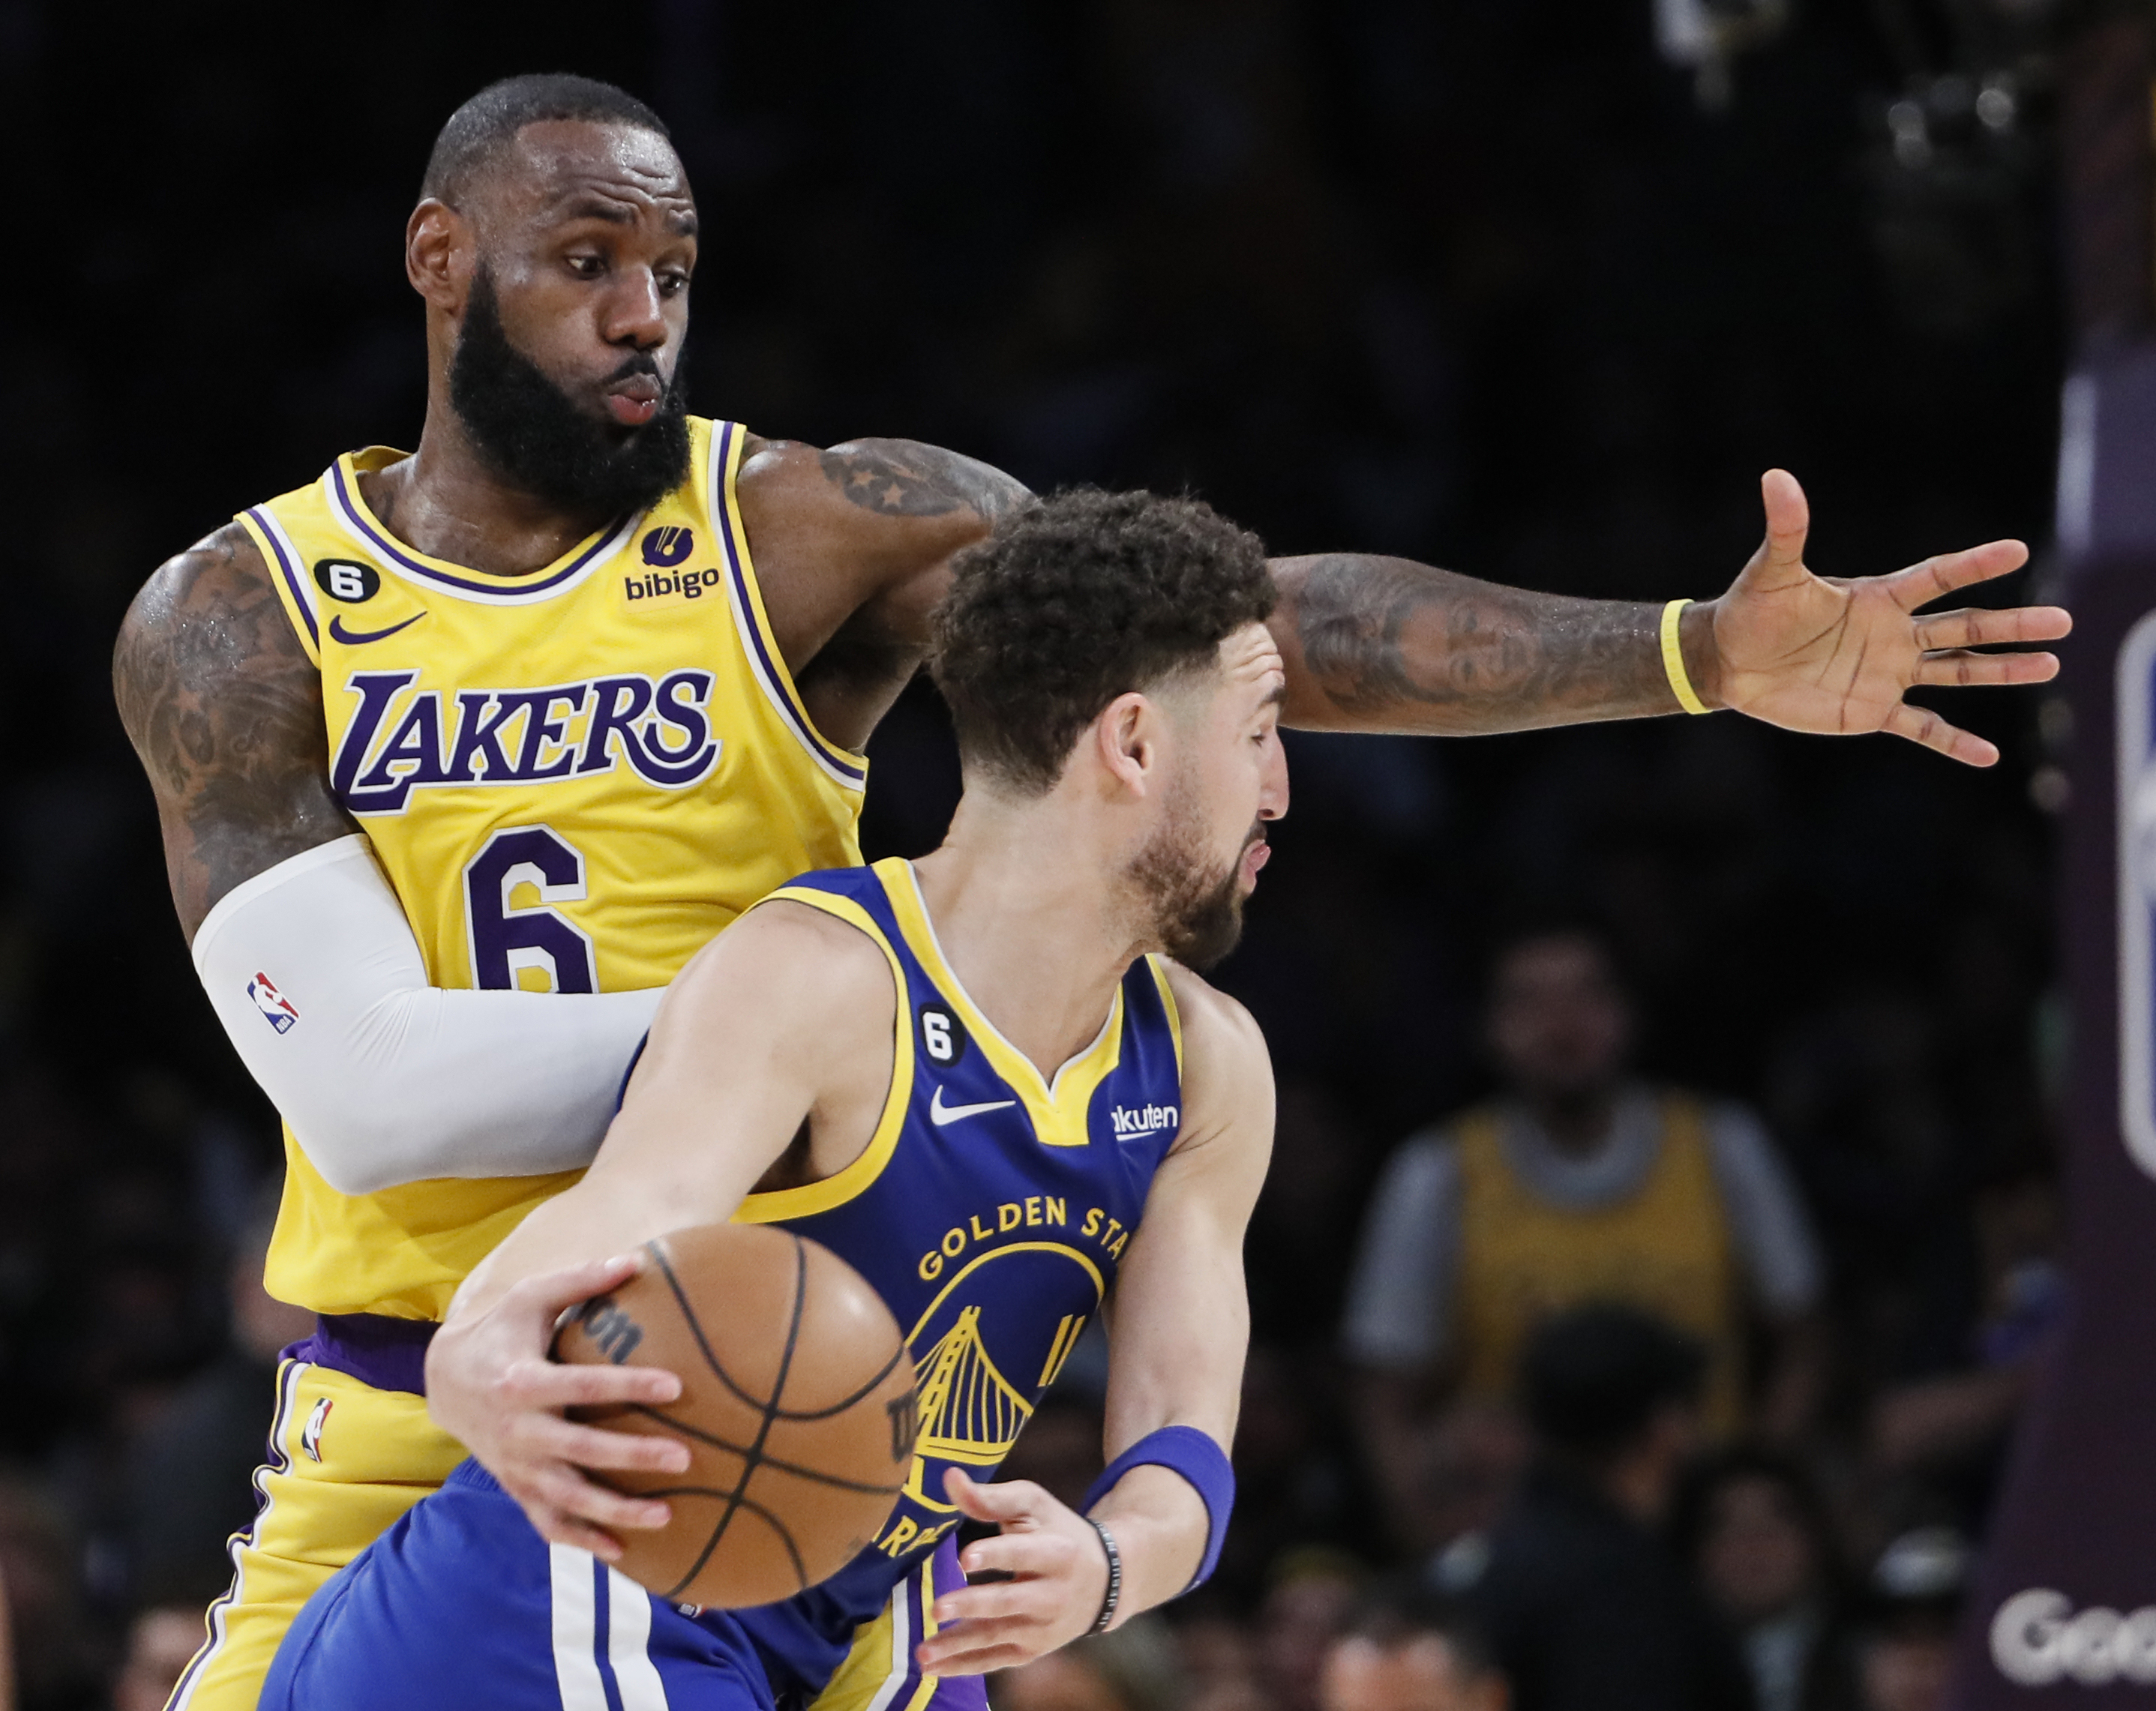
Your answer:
[553,1222,922,1608]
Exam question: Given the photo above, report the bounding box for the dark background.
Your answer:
[0,0,2073,1701]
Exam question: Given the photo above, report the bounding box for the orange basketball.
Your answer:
[553,1222,922,1608]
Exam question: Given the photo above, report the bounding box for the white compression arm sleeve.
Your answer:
[191,835,664,1196]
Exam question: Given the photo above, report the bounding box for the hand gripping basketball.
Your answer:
[553,1223,922,1608]
[427,1252,695,1561]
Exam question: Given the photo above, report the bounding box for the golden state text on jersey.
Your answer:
[237,418,866,1321]
[736,858,1186,1611]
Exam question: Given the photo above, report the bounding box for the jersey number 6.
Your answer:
[462,826,598,993]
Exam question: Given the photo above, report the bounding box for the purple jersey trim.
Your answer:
[709,421,869,787]
[247,506,319,648]
[328,459,628,598]
[285,1312,437,1396]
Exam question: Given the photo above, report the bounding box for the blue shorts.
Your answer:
[262,1461,988,1711]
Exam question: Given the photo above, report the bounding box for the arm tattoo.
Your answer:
[818,439,1029,522]
[113,522,356,939]
[1278,553,1675,733]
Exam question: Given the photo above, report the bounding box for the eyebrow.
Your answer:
[551,195,700,237]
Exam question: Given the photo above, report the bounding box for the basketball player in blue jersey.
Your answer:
[113,72,2068,1711]
[265,489,1285,1710]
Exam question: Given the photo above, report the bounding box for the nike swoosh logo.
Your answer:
[929,1085,1017,1126]
[328,613,424,646]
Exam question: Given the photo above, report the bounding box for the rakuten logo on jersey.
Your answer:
[1109,1102,1179,1141]
[1992,1589,2156,1686]
[329,669,722,814]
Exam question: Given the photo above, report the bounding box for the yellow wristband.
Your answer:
[1660,598,1710,715]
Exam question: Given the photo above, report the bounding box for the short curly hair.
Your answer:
[931,489,1276,794]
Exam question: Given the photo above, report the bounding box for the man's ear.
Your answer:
[406,199,475,313]
[1092,691,1158,796]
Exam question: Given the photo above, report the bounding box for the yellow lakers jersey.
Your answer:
[1453,1097,1747,1433]
[238,417,866,1319]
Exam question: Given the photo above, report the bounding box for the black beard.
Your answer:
[1127,790,1255,972]
[448,268,691,518]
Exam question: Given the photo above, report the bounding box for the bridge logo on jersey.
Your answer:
[329,668,723,814]
[871,1237,1107,1561]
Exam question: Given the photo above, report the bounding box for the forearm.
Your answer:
[1269,553,1720,734]
[193,838,661,1194]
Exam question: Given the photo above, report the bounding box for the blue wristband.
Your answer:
[1081,1425,1235,1593]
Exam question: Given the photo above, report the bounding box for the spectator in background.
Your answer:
[1869,1156,2063,1523]
[1344,928,1825,1542]
[1672,1450,1858,1711]
[1259,1549,1367,1711]
[121,1189,312,1608]
[109,1608,202,1711]
[1850,1530,1969,1711]
[1320,1581,1509,1711]
[0,1473,100,1711]
[1455,1306,1753,1711]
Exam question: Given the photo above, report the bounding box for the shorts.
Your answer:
[262,1461,988,1711]
[166,1317,465,1711]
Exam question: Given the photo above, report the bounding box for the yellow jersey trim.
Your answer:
[707,423,871,792]
[732,886,914,1224]
[878,859,1123,1149]
[323,445,643,607]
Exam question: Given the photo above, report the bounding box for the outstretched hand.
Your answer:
[1699,470,2071,766]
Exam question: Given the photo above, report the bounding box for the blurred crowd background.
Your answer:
[0,0,2087,1707]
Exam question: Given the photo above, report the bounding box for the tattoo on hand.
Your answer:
[819,440,1029,523]
[1286,554,1670,730]
[113,523,354,935]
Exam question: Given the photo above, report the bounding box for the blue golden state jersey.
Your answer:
[729,856,1186,1701]
[239,418,867,1320]
[259,856,1187,1711]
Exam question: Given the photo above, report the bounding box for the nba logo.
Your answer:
[2116,611,2156,1180]
[301,1397,332,1463]
[248,972,301,1034]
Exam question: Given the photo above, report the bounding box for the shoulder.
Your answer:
[121,520,277,643]
[1160,960,1270,1084]
[1158,961,1273,1163]
[1697,1098,1792,1182]
[660,891,898,1044]
[112,519,315,754]
[737,435,1028,528]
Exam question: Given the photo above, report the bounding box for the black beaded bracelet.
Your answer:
[1085,1517,1123,1635]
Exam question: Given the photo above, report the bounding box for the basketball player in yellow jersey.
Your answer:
[112,73,2066,1711]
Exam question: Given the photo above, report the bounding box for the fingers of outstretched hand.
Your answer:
[1912,649,2061,688]
[1888,541,2030,610]
[1756,469,1810,570]
[1884,701,1999,768]
[1915,605,2073,649]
